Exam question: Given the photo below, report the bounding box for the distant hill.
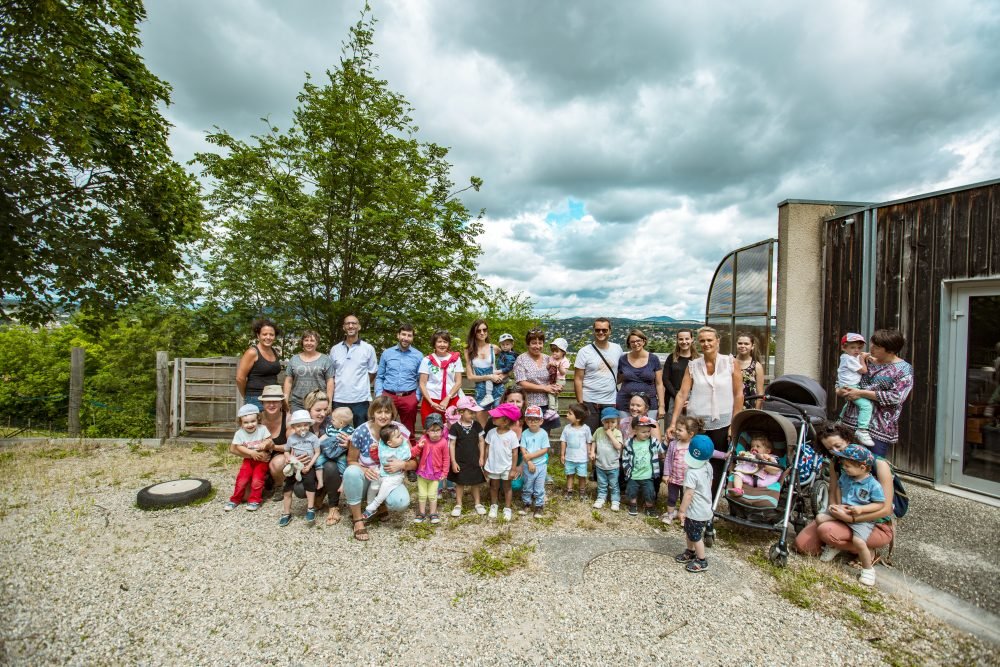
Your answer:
[643,315,678,323]
[539,316,704,352]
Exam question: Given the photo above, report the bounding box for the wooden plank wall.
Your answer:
[823,182,1000,479]
[821,211,864,416]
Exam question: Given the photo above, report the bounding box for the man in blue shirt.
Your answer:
[375,322,423,446]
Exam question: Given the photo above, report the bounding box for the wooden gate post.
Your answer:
[156,351,169,440]
[68,347,84,437]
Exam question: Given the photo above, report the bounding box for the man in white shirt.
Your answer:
[329,314,377,427]
[574,317,623,432]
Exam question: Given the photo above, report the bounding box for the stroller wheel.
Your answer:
[704,525,716,548]
[768,542,788,568]
[810,482,828,518]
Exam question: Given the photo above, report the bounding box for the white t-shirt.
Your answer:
[574,342,624,404]
[418,353,465,402]
[232,425,272,449]
[837,353,864,387]
[330,339,378,403]
[683,463,714,522]
[560,423,593,463]
[484,428,520,474]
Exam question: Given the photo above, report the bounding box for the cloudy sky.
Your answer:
[139,0,1000,320]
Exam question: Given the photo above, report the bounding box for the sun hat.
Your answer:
[454,395,482,412]
[550,337,569,352]
[259,385,285,402]
[288,409,313,426]
[631,415,656,429]
[237,404,260,417]
[423,413,444,429]
[685,434,714,469]
[524,405,544,419]
[834,443,875,470]
[600,406,619,422]
[498,333,514,343]
[488,402,521,422]
[840,333,866,345]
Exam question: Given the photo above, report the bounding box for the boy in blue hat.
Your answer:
[817,443,886,586]
[590,406,624,511]
[675,434,714,573]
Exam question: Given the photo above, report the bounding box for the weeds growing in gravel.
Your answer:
[466,543,535,577]
[408,521,436,540]
[483,531,512,547]
[590,510,604,523]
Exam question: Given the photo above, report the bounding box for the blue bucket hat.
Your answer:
[834,443,875,470]
[685,434,714,469]
[600,407,619,422]
[423,413,443,429]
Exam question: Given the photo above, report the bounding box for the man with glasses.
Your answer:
[574,318,623,432]
[330,313,377,427]
[375,322,423,446]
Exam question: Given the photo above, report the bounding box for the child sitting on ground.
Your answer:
[837,333,875,447]
[591,406,623,511]
[414,413,450,524]
[729,431,781,497]
[519,405,550,518]
[362,424,412,521]
[484,402,522,521]
[621,415,663,517]
[547,338,570,416]
[560,403,593,501]
[676,434,715,573]
[661,415,702,523]
[278,409,320,527]
[225,404,274,512]
[816,444,886,586]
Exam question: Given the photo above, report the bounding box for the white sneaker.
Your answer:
[610,501,620,512]
[517,508,528,516]
[859,567,876,586]
[593,498,606,509]
[475,504,487,516]
[502,507,512,521]
[855,430,875,447]
[488,504,498,519]
[450,505,462,517]
[819,546,842,562]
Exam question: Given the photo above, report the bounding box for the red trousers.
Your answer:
[420,395,459,426]
[230,458,270,504]
[386,391,419,446]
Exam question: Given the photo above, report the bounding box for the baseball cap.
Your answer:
[498,333,514,343]
[488,402,522,422]
[550,337,568,352]
[523,405,544,419]
[423,413,444,429]
[600,407,619,422]
[685,434,714,469]
[632,415,656,429]
[841,332,866,345]
[834,443,875,469]
[454,396,482,412]
[237,404,260,417]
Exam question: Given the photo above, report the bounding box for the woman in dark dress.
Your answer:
[662,328,699,421]
[236,318,282,409]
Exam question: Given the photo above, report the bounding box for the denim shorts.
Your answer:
[564,461,588,477]
[684,518,709,542]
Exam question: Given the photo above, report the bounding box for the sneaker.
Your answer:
[593,498,606,509]
[413,513,425,523]
[819,546,842,563]
[661,509,677,524]
[533,507,545,519]
[305,507,316,523]
[644,506,657,517]
[563,490,573,500]
[855,430,875,447]
[246,502,260,512]
[406,471,418,483]
[674,549,696,563]
[450,505,462,518]
[579,491,588,502]
[628,504,639,516]
[859,567,876,586]
[610,501,620,511]
[271,489,283,502]
[685,558,709,573]
[429,513,440,525]
[545,474,554,485]
[502,507,512,521]
[278,514,292,527]
[488,504,498,519]
[224,501,237,512]
[517,507,528,516]
[475,504,487,516]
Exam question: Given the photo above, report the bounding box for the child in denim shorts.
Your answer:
[675,435,715,573]
[560,403,593,500]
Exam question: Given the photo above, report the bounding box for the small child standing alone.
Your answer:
[837,333,875,447]
[675,434,715,573]
[484,402,522,521]
[225,404,273,512]
[518,406,550,518]
[590,407,623,511]
[561,403,593,500]
[660,415,702,523]
[413,413,450,524]
[362,424,412,521]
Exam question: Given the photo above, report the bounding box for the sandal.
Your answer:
[325,509,341,526]
[353,518,369,541]
[685,558,709,573]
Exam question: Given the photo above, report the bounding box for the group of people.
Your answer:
[225,315,914,584]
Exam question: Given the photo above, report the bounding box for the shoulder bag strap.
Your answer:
[591,343,620,389]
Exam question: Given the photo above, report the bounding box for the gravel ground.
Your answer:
[0,441,996,666]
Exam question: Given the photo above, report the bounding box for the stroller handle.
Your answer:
[745,394,812,422]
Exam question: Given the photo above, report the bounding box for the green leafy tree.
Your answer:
[196,10,484,348]
[0,0,203,325]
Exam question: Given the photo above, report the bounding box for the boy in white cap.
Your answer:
[675,434,715,573]
[547,337,570,416]
[838,333,874,447]
[278,409,320,527]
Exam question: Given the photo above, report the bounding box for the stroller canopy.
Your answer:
[730,409,803,451]
[766,375,827,409]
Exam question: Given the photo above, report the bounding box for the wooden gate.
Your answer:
[170,357,240,437]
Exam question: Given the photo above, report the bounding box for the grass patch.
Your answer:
[408,521,436,540]
[127,442,153,457]
[590,510,604,522]
[644,516,662,530]
[576,519,596,530]
[191,443,208,453]
[483,531,512,547]
[38,445,95,460]
[444,513,480,531]
[841,608,865,628]
[747,550,825,609]
[466,543,535,577]
[832,579,887,614]
[139,471,154,480]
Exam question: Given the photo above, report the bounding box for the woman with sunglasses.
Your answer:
[615,328,664,422]
[465,319,506,425]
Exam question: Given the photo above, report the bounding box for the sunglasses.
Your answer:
[476,327,487,333]
[594,328,609,333]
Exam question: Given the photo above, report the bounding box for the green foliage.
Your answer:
[0,0,203,325]
[195,10,486,349]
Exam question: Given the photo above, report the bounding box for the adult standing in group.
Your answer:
[236,318,282,409]
[838,328,913,459]
[258,385,291,500]
[668,326,743,494]
[616,328,665,421]
[329,313,377,427]
[283,330,334,412]
[465,319,506,425]
[341,396,417,541]
[574,317,624,433]
[375,323,423,446]
[735,332,764,410]
[663,329,698,420]
[512,328,561,432]
[418,330,464,422]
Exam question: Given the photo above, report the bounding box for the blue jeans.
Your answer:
[596,467,620,502]
[870,438,890,459]
[342,465,410,511]
[334,401,370,428]
[521,462,547,507]
[243,393,263,411]
[626,478,655,505]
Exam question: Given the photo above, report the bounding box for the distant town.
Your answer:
[540,316,703,353]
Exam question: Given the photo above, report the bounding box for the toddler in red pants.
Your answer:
[225,404,274,512]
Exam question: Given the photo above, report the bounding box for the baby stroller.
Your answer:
[710,375,828,567]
